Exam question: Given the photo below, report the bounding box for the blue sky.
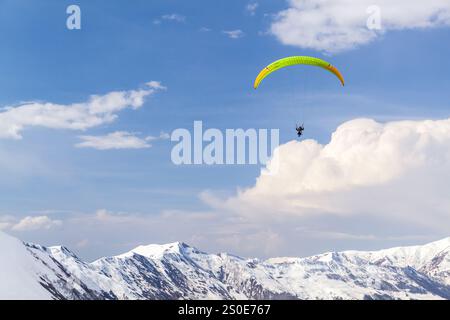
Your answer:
[1,0,450,260]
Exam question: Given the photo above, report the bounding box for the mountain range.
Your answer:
[0,231,449,300]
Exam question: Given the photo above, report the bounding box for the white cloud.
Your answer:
[76,130,170,150]
[92,209,138,223]
[163,14,186,22]
[159,132,170,140]
[76,131,152,150]
[61,117,450,258]
[0,82,165,140]
[45,205,441,260]
[14,201,444,261]
[246,2,259,16]
[216,229,283,256]
[157,14,186,24]
[223,29,245,39]
[270,0,450,53]
[0,222,11,230]
[145,81,166,91]
[7,114,450,258]
[10,216,62,231]
[206,117,450,229]
[146,131,170,141]
[0,216,14,230]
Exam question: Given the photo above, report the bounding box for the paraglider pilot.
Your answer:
[296,124,304,138]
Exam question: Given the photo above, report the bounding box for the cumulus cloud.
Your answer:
[206,118,450,229]
[270,0,450,52]
[0,81,165,139]
[8,215,62,231]
[7,117,450,259]
[223,30,245,39]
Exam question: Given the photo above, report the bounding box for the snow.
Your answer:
[344,237,450,267]
[1,231,449,300]
[116,242,185,259]
[0,231,51,300]
[265,257,301,264]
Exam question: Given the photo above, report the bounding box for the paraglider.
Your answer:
[295,124,304,138]
[253,56,345,89]
[253,56,345,138]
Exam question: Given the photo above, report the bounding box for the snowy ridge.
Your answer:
[0,232,52,299]
[116,242,187,259]
[0,231,449,300]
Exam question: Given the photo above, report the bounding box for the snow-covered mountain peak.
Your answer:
[117,241,191,259]
[47,245,80,259]
[341,237,450,268]
[1,231,450,300]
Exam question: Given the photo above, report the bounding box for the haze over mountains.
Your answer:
[0,231,449,300]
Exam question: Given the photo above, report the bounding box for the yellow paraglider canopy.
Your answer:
[254,56,345,89]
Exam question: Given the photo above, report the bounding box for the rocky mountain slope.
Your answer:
[1,231,449,300]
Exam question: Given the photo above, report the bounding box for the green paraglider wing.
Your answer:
[254,56,345,89]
